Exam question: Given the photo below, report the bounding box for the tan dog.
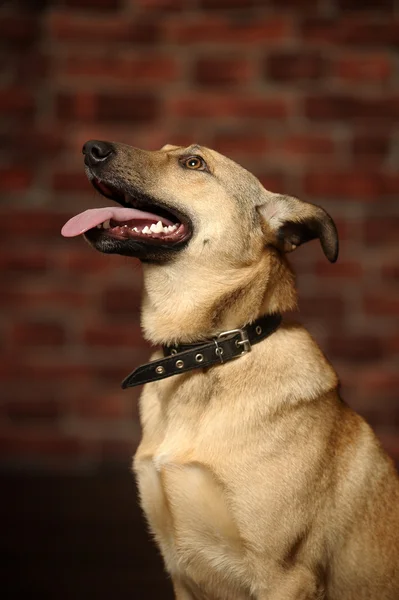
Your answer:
[63,141,399,600]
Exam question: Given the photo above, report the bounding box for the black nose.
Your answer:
[82,140,114,167]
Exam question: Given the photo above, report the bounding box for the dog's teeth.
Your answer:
[163,226,169,233]
[103,220,110,229]
[150,223,158,233]
[142,226,150,234]
[133,227,139,232]
[97,224,102,229]
[155,221,164,233]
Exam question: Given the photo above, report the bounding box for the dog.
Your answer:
[62,141,399,599]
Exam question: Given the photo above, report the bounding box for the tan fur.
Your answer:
[101,143,399,599]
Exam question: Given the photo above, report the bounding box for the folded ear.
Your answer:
[258,194,339,263]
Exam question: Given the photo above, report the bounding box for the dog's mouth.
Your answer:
[61,177,191,249]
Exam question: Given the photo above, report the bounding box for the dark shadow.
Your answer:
[1,470,174,600]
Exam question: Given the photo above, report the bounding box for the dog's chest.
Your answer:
[135,453,251,597]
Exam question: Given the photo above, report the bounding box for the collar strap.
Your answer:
[121,313,282,389]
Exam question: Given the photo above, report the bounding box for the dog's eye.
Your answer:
[180,156,207,171]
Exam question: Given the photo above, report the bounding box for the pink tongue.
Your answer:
[61,206,173,238]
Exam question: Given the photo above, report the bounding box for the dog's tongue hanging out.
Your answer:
[61,207,174,237]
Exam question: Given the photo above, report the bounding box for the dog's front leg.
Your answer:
[256,567,323,600]
[172,576,195,600]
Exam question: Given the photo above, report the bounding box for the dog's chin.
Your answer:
[84,228,191,263]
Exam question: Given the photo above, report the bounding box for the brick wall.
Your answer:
[1,0,398,469]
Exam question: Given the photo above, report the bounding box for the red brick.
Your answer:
[264,52,327,81]
[299,295,345,320]
[327,335,384,362]
[58,92,160,123]
[0,430,83,459]
[301,18,338,44]
[304,94,360,120]
[303,170,397,201]
[274,0,323,5]
[194,57,253,87]
[64,0,121,9]
[0,289,88,310]
[381,437,399,463]
[13,321,66,347]
[135,0,184,9]
[351,133,391,166]
[315,261,363,278]
[383,173,399,195]
[0,88,35,118]
[364,217,399,245]
[364,294,399,315]
[0,167,33,192]
[0,15,39,46]
[305,94,399,122]
[5,399,61,422]
[1,128,64,161]
[62,54,179,84]
[281,134,335,157]
[241,97,292,119]
[102,286,141,316]
[0,211,74,239]
[342,19,399,46]
[57,250,115,274]
[1,362,93,383]
[334,54,393,82]
[0,252,48,274]
[168,93,289,119]
[98,93,160,123]
[336,0,394,9]
[332,219,352,242]
[357,370,399,398]
[74,392,127,420]
[84,324,148,349]
[47,12,160,44]
[0,52,48,84]
[199,0,259,7]
[95,362,146,383]
[14,52,48,82]
[52,171,91,192]
[56,92,95,121]
[202,0,315,8]
[166,15,293,45]
[301,17,399,47]
[258,172,287,193]
[387,334,399,354]
[212,132,270,155]
[382,263,399,282]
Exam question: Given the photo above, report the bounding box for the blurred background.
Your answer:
[1,0,398,598]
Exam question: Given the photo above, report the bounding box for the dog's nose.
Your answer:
[82,140,114,167]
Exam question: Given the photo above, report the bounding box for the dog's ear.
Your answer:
[258,194,339,263]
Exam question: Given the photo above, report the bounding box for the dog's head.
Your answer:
[62,141,338,342]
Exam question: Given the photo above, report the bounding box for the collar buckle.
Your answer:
[217,327,251,356]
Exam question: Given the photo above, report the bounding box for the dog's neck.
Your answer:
[140,252,297,346]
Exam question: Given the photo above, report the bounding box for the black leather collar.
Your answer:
[121,313,282,389]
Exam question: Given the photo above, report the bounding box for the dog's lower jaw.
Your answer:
[140,253,297,346]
